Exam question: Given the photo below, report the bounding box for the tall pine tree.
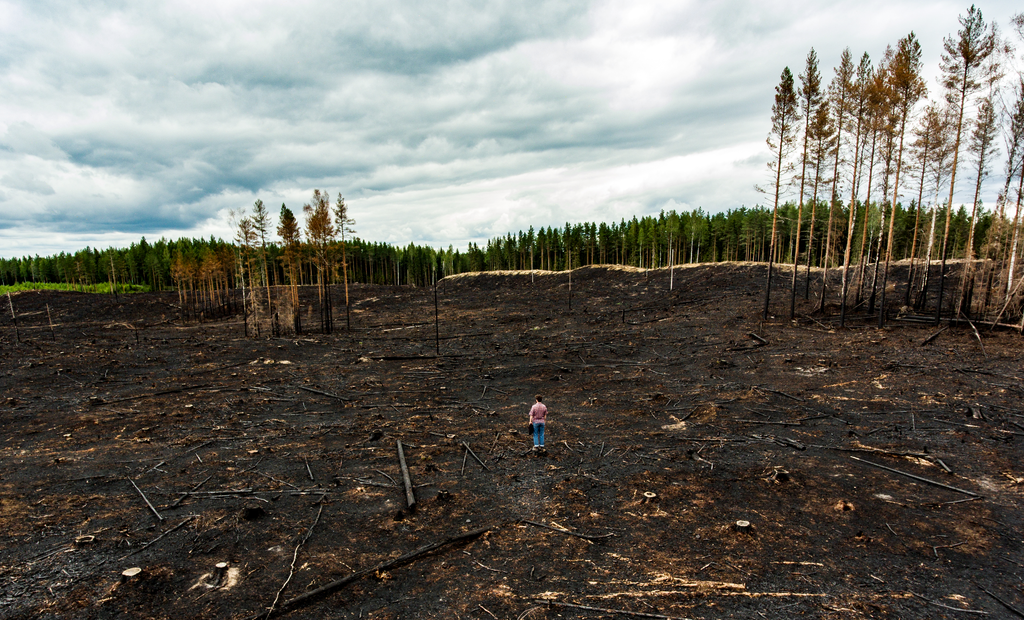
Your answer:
[761,67,800,319]
[879,33,926,326]
[935,4,997,323]
[790,49,822,318]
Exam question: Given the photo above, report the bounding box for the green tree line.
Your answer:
[0,200,985,292]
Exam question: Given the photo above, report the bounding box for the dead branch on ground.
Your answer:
[265,503,324,618]
[128,477,164,521]
[532,599,691,620]
[250,525,495,619]
[521,520,615,542]
[397,440,416,510]
[850,456,980,497]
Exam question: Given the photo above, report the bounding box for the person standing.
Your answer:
[529,395,547,450]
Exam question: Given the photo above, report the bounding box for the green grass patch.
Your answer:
[0,282,151,295]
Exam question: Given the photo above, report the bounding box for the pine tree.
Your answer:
[819,49,855,313]
[333,193,356,331]
[1002,81,1024,301]
[935,4,997,324]
[959,92,1000,315]
[838,53,874,325]
[905,102,945,305]
[761,66,800,319]
[860,50,893,315]
[790,49,822,318]
[252,199,276,335]
[304,189,336,334]
[803,99,836,297]
[917,103,956,308]
[277,204,302,334]
[879,33,927,326]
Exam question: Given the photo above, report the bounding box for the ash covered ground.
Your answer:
[2,263,1023,619]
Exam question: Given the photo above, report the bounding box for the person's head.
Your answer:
[535,395,543,402]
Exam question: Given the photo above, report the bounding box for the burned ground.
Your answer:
[1,263,1023,619]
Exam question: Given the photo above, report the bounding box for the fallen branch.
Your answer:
[850,456,980,497]
[533,599,691,620]
[265,504,324,618]
[810,444,930,459]
[521,520,615,542]
[128,478,164,521]
[976,583,1024,618]
[752,434,805,450]
[120,515,197,559]
[963,316,988,359]
[375,470,397,485]
[747,332,768,345]
[912,592,989,615]
[397,441,416,510]
[670,436,749,443]
[735,419,802,426]
[753,385,804,402]
[102,384,212,406]
[256,471,300,490]
[252,525,494,619]
[462,441,490,471]
[373,355,438,361]
[921,326,948,346]
[175,488,254,496]
[297,386,350,401]
[169,475,211,507]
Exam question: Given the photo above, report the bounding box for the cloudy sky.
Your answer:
[1,0,1021,257]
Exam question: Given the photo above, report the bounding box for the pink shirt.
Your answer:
[529,402,547,423]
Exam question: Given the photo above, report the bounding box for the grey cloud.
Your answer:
[1,172,56,196]
[1,0,1021,258]
[0,123,69,160]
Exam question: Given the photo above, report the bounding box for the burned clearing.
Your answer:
[2,263,1024,619]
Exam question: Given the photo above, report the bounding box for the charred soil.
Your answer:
[2,263,1024,619]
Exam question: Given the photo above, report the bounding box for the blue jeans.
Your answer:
[533,422,545,447]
